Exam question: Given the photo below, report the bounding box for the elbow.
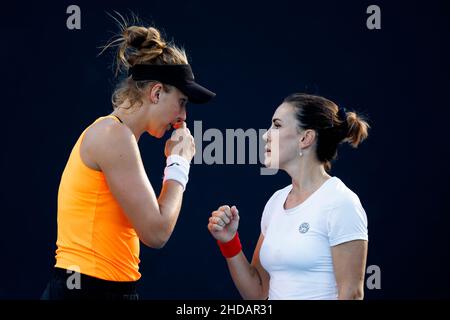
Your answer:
[137,209,176,249]
[338,286,364,300]
[140,227,172,249]
[152,240,168,249]
[242,293,268,300]
[240,269,268,300]
[353,290,364,300]
[141,236,167,249]
[143,238,167,249]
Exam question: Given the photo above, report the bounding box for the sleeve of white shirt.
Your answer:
[327,198,368,247]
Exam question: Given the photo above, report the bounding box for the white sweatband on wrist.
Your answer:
[163,155,190,191]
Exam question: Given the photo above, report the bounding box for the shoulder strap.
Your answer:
[106,115,123,123]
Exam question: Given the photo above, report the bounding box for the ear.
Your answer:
[299,129,316,149]
[149,83,163,104]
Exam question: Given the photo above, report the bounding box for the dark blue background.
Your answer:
[1,0,449,299]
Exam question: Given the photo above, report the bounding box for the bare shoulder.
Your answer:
[90,118,133,143]
[81,118,138,170]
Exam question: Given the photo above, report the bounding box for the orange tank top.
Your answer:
[55,116,141,281]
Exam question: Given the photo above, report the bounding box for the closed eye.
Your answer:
[180,98,187,108]
[272,118,282,128]
[272,119,281,129]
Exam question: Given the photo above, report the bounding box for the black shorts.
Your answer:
[41,267,139,300]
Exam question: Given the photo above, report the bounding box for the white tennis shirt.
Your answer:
[259,177,368,300]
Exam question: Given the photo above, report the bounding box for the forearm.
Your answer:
[332,240,368,300]
[225,252,266,300]
[157,180,184,236]
[156,152,190,236]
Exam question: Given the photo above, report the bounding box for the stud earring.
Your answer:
[299,151,303,157]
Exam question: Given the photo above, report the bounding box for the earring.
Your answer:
[299,150,303,157]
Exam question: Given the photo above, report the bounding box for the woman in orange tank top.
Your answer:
[41,20,215,300]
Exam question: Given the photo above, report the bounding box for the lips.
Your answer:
[172,121,185,129]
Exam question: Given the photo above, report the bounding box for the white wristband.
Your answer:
[163,155,190,191]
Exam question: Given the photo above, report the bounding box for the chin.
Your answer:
[266,162,280,170]
[264,156,275,169]
[147,129,165,138]
[264,153,282,169]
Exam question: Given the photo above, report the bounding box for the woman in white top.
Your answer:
[208,93,370,300]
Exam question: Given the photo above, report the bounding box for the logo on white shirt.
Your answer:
[299,222,310,234]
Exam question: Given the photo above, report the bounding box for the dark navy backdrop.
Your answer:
[1,0,449,299]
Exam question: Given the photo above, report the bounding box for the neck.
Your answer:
[110,102,148,141]
[284,156,331,196]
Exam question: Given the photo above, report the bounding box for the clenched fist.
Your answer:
[207,205,240,243]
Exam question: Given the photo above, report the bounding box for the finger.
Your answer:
[209,223,224,232]
[170,129,180,139]
[209,215,223,225]
[223,207,233,219]
[210,214,229,226]
[230,206,240,220]
[218,205,231,218]
[223,206,232,219]
[211,211,222,218]
[207,222,216,233]
[209,216,218,225]
[213,211,230,225]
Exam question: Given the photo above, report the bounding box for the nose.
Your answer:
[263,129,270,143]
[179,107,187,122]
